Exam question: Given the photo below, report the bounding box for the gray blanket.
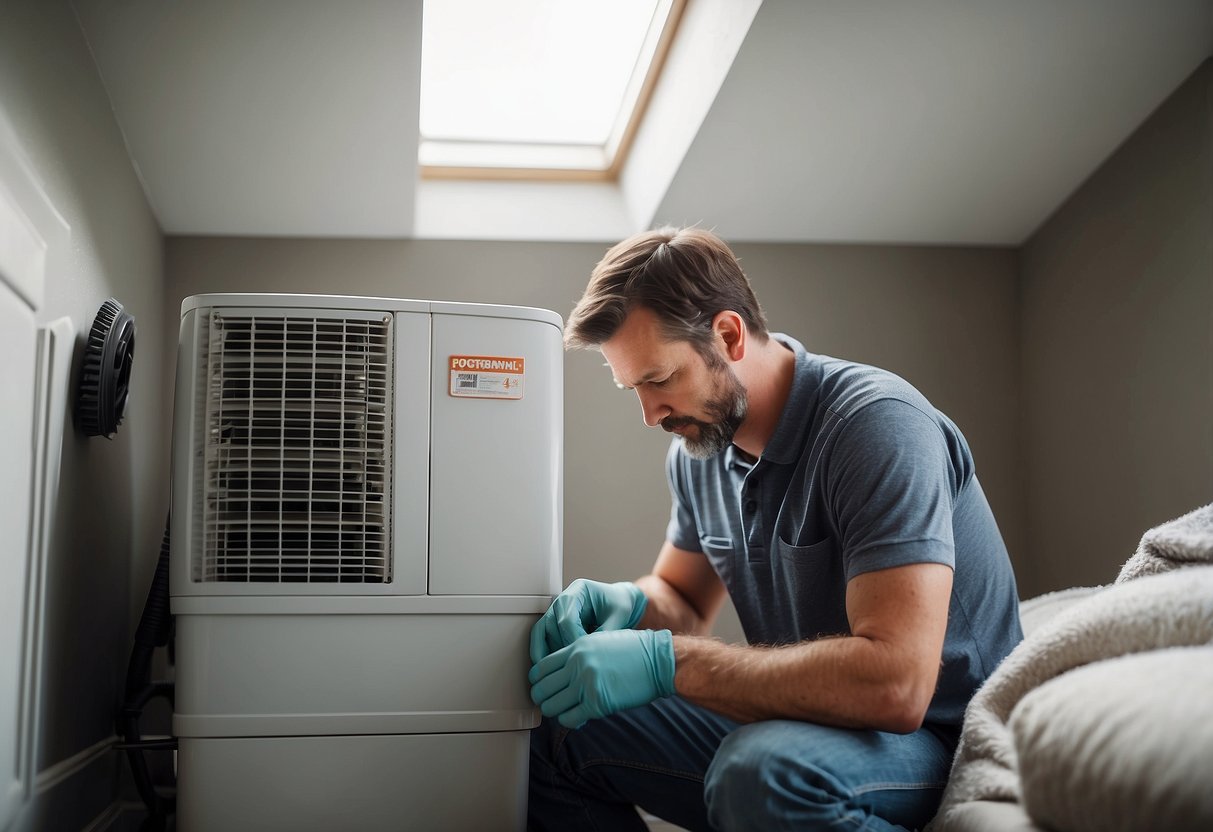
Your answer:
[1116,502,1213,582]
[928,503,1213,832]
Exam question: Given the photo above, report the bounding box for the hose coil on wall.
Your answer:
[76,297,135,438]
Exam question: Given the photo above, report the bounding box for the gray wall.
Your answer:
[3,6,1208,828]
[1019,59,1213,598]
[1,3,165,830]
[164,237,1022,643]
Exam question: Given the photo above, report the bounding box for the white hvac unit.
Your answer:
[169,294,562,831]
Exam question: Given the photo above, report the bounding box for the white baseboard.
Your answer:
[641,811,692,831]
[34,735,117,796]
[81,800,126,832]
[6,736,124,832]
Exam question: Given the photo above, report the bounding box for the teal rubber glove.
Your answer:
[528,628,676,729]
[529,579,648,664]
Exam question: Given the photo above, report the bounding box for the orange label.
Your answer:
[448,355,525,373]
[448,354,526,400]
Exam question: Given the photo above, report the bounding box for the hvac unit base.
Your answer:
[172,606,542,732]
[176,731,529,832]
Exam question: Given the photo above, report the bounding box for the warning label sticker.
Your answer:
[448,355,525,400]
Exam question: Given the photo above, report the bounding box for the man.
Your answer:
[528,227,1022,831]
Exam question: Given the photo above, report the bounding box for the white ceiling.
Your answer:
[73,0,1213,245]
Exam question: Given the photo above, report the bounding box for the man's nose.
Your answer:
[636,389,669,428]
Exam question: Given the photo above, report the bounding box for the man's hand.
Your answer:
[528,629,676,729]
[529,579,648,663]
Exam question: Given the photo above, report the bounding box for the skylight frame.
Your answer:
[419,0,687,182]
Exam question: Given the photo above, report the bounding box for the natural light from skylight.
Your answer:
[419,0,681,178]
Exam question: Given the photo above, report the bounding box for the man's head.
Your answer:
[565,226,768,358]
[567,227,768,458]
[598,306,749,458]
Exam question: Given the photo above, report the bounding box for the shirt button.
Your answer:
[744,500,757,514]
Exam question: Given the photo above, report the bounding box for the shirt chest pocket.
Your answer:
[775,536,835,560]
[776,534,840,588]
[775,535,848,628]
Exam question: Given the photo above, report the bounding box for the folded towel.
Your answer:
[1116,502,1213,582]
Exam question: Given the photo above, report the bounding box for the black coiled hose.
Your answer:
[118,515,176,827]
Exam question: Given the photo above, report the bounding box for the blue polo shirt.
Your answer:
[665,335,1022,727]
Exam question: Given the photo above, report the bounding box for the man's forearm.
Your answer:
[671,634,936,733]
[633,574,714,636]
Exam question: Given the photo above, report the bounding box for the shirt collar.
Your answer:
[750,333,820,466]
[724,443,755,471]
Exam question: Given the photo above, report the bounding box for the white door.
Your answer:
[0,107,69,831]
[0,175,43,831]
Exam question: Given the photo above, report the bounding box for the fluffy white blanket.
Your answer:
[1116,501,1213,582]
[929,503,1213,831]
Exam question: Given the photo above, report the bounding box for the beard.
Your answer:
[661,366,748,459]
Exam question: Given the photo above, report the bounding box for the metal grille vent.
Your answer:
[198,311,393,583]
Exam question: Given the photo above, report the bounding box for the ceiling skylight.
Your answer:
[419,0,683,179]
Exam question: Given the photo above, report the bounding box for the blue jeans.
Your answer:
[528,696,958,831]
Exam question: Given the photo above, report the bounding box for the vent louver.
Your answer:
[197,311,393,583]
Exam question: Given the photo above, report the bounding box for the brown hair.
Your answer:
[565,227,768,357]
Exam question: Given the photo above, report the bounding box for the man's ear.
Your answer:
[712,311,746,362]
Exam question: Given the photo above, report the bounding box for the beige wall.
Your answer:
[1019,59,1213,597]
[1,3,164,830]
[164,237,1022,642]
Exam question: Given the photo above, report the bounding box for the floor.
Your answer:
[113,811,684,831]
[114,806,685,831]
